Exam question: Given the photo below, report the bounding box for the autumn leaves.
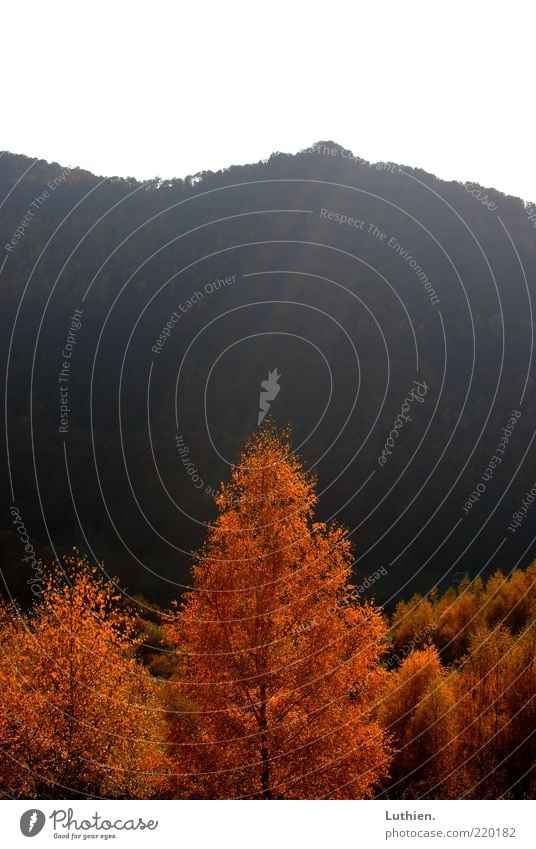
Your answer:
[0,558,165,798]
[384,572,536,798]
[0,429,534,799]
[164,429,389,799]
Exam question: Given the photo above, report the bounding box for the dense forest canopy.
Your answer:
[1,433,533,799]
[1,143,536,605]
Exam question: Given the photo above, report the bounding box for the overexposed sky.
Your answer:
[2,0,535,201]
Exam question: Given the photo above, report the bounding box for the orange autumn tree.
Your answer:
[166,428,390,799]
[378,645,457,798]
[0,554,166,799]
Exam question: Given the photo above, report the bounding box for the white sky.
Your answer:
[2,0,535,201]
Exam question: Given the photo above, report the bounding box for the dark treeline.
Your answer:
[1,144,536,604]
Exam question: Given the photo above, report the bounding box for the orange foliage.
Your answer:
[379,646,457,798]
[387,565,535,798]
[0,446,533,801]
[390,564,536,666]
[0,555,166,798]
[453,623,535,798]
[165,429,390,799]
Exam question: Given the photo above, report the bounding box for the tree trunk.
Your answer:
[259,683,272,799]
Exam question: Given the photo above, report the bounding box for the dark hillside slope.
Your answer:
[1,143,535,604]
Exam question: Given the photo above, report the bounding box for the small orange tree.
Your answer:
[378,645,457,798]
[0,554,166,798]
[166,428,390,799]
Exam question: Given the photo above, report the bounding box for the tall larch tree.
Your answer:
[165,428,390,799]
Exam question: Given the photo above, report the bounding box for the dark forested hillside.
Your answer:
[1,143,536,605]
